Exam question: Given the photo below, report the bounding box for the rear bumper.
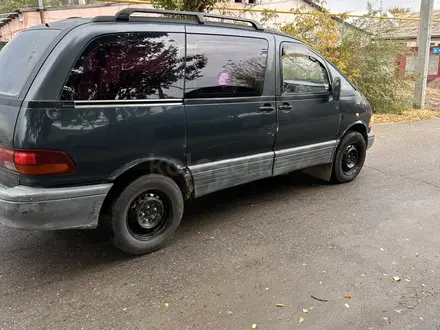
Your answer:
[367,131,375,150]
[0,183,112,230]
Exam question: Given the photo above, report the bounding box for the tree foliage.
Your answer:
[151,0,227,12]
[0,0,82,14]
[387,7,411,15]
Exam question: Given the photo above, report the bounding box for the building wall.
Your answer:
[228,0,317,27]
[0,4,153,41]
[0,0,318,41]
[0,13,24,41]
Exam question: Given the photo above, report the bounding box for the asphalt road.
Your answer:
[2,119,440,330]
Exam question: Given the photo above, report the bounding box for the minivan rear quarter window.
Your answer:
[0,29,58,98]
[61,32,186,100]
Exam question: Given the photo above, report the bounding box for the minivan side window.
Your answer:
[281,49,330,95]
[328,64,356,91]
[61,32,185,100]
[185,35,268,98]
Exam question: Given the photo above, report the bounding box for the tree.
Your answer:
[0,0,37,13]
[388,7,411,15]
[0,0,82,14]
[280,6,353,80]
[279,4,412,114]
[151,0,227,12]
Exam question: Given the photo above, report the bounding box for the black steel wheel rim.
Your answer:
[126,190,171,240]
[342,143,361,175]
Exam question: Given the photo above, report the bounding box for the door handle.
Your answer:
[279,103,293,112]
[259,104,275,112]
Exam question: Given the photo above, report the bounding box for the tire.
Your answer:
[109,174,184,255]
[332,131,367,184]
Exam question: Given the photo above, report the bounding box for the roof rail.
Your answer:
[111,8,264,31]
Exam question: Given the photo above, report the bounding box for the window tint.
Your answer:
[328,64,356,91]
[61,33,186,100]
[185,35,268,98]
[282,52,329,94]
[0,30,58,98]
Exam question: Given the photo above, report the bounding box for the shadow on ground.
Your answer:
[0,172,327,293]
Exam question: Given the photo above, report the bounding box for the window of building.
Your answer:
[61,32,185,100]
[185,35,268,98]
[281,52,329,94]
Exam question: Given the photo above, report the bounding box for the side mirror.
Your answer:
[332,77,341,101]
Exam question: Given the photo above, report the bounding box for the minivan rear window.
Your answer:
[0,30,58,98]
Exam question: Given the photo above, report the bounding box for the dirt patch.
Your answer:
[375,109,440,124]
[427,79,440,109]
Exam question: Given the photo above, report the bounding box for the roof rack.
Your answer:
[105,8,264,31]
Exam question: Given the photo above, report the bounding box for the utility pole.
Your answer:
[38,0,45,24]
[414,0,435,108]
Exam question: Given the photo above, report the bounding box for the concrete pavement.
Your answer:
[2,119,440,330]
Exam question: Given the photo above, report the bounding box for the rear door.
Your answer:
[184,28,277,197]
[274,41,340,176]
[0,29,59,186]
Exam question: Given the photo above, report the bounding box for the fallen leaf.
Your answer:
[394,309,403,314]
[123,308,127,311]
[252,324,257,329]
[405,279,411,283]
[422,284,426,287]
[420,317,424,320]
[345,303,350,308]
[299,317,304,323]
[309,307,315,310]
[303,308,309,313]
[164,303,169,308]
[344,295,352,299]
[392,261,398,265]
[276,304,285,308]
[227,311,233,314]
[393,276,401,282]
[380,248,385,252]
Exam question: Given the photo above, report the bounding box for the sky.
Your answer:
[325,0,440,13]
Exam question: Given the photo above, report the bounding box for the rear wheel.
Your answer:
[332,131,367,183]
[109,174,184,255]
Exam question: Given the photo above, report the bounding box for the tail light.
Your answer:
[0,147,75,176]
[369,115,375,129]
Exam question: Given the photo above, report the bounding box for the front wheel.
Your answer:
[332,131,367,184]
[109,174,184,255]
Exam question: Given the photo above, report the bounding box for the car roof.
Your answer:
[25,8,299,42]
[27,17,91,31]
